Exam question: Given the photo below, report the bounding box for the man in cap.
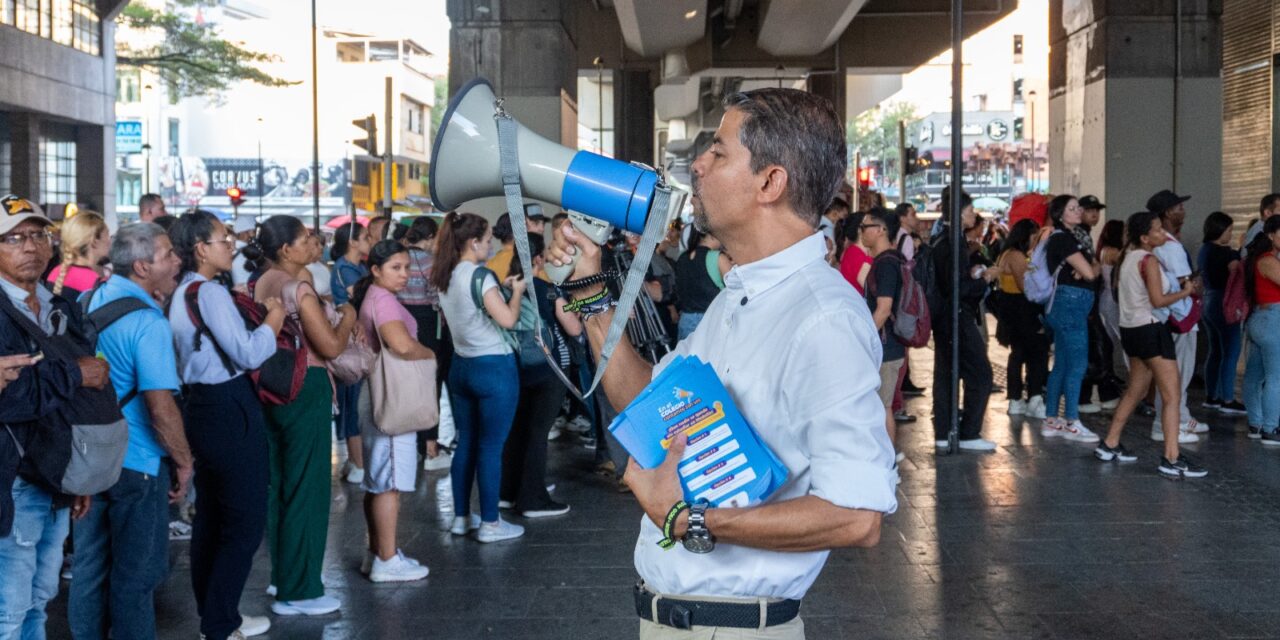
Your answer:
[1147,189,1206,441]
[0,194,106,639]
[525,204,550,237]
[1075,196,1122,413]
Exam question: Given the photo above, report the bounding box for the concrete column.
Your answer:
[1050,1,1222,253]
[9,113,40,203]
[614,69,654,166]
[76,124,109,214]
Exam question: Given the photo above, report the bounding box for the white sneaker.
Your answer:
[1062,420,1101,443]
[1186,420,1210,434]
[423,452,452,472]
[271,594,341,616]
[369,551,430,583]
[567,415,593,433]
[1041,417,1066,437]
[239,614,271,637]
[363,548,423,575]
[1100,398,1120,410]
[475,518,525,543]
[957,438,997,452]
[265,584,276,597]
[498,500,514,510]
[1026,395,1047,419]
[1150,426,1199,443]
[547,427,562,441]
[1007,399,1027,416]
[1078,403,1102,414]
[169,520,192,541]
[449,514,481,535]
[344,466,365,485]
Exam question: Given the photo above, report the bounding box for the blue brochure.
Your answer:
[608,356,788,508]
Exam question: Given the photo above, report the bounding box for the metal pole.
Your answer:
[382,76,393,235]
[898,120,907,206]
[1029,98,1036,191]
[947,0,964,454]
[597,59,604,155]
[853,151,861,211]
[310,0,321,234]
[257,129,264,221]
[1172,0,1182,191]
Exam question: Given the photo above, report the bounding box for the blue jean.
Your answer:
[1201,288,1243,402]
[69,462,171,640]
[0,479,68,640]
[334,381,361,441]
[1044,287,1094,420]
[448,354,519,523]
[677,312,704,341]
[1245,307,1280,430]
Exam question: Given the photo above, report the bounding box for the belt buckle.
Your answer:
[667,603,693,630]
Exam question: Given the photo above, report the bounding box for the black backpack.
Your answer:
[916,234,942,318]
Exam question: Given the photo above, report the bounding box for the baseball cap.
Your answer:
[1078,195,1106,210]
[524,203,549,222]
[0,195,51,236]
[1146,189,1190,214]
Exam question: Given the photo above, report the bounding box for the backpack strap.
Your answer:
[86,291,153,409]
[183,281,237,376]
[705,249,725,290]
[470,266,497,311]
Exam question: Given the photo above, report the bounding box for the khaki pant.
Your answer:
[639,616,805,639]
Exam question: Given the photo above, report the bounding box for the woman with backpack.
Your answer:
[1198,211,1245,414]
[674,226,730,339]
[168,210,284,640]
[1098,211,1206,477]
[330,221,371,485]
[244,215,359,616]
[1039,195,1101,443]
[994,219,1050,420]
[1244,215,1280,444]
[499,233,581,519]
[398,216,455,471]
[433,211,526,543]
[350,240,434,582]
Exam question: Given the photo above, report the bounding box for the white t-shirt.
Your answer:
[306,262,333,299]
[437,261,512,358]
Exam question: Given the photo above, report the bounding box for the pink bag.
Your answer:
[323,300,375,385]
[1223,261,1249,325]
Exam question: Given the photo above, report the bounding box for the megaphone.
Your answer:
[430,78,683,282]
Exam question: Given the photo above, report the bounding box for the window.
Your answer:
[1013,34,1024,62]
[336,40,365,63]
[117,68,141,103]
[368,41,398,62]
[1,0,99,55]
[0,115,10,196]
[40,131,76,205]
[1012,78,1024,102]
[168,118,179,157]
[405,98,424,134]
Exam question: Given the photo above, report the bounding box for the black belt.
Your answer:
[633,583,801,630]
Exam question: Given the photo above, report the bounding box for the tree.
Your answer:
[847,102,919,187]
[116,0,296,101]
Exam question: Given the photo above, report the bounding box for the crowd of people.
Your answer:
[0,153,1279,638]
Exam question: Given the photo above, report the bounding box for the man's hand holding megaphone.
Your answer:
[547,224,605,298]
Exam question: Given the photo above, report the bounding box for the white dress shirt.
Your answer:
[170,272,278,385]
[634,232,898,601]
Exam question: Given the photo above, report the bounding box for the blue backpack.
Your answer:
[469,267,555,371]
[1023,230,1063,306]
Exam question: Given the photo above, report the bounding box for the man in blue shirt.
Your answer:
[69,222,191,640]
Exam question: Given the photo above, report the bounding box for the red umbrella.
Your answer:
[1007,193,1048,228]
[325,215,369,229]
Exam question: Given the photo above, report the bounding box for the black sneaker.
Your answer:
[1217,400,1247,415]
[1261,431,1280,447]
[1158,455,1208,479]
[1137,401,1157,418]
[1249,426,1264,440]
[1095,441,1138,462]
[1203,397,1222,409]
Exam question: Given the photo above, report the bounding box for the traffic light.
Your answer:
[904,146,920,175]
[352,115,378,156]
[226,186,246,209]
[1014,117,1025,141]
[857,166,875,187]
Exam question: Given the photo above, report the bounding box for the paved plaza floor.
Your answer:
[42,336,1280,639]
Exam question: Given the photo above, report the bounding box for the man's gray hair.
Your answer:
[111,222,167,277]
[722,89,847,228]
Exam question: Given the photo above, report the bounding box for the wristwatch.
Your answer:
[682,501,715,554]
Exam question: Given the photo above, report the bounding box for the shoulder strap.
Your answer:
[184,281,236,376]
[705,249,725,290]
[89,297,152,333]
[470,266,496,311]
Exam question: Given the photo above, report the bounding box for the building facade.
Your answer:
[1221,0,1280,226]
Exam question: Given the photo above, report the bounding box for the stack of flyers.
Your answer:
[608,356,788,508]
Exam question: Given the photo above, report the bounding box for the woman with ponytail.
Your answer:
[46,211,109,299]
[168,210,284,640]
[398,216,454,470]
[243,215,358,616]
[1243,215,1280,444]
[351,239,434,582]
[433,211,526,543]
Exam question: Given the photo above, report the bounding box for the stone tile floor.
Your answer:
[43,338,1280,639]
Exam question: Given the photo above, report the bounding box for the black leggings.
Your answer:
[405,303,452,447]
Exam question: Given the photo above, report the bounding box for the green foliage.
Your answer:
[847,102,919,184]
[115,0,296,101]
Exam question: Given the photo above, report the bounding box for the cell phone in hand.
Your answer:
[29,351,43,363]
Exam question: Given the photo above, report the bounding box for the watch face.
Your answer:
[682,535,715,554]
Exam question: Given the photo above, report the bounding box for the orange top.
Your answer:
[1256,251,1280,305]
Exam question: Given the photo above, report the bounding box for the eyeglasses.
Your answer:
[0,230,53,247]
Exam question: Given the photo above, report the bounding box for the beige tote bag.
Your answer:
[369,306,438,435]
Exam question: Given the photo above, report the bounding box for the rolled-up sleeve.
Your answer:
[783,309,897,515]
[198,284,278,371]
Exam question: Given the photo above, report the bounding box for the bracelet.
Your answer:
[579,298,616,321]
[561,271,618,291]
[564,290,609,313]
[658,500,690,550]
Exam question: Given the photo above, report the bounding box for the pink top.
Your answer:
[839,245,873,295]
[360,284,417,352]
[45,264,101,295]
[254,268,326,367]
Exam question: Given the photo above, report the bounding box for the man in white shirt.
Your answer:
[550,89,896,639]
[1242,193,1280,256]
[1147,189,1205,440]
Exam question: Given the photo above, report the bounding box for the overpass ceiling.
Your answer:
[756,0,868,56]
[612,0,708,58]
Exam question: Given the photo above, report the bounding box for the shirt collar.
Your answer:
[0,275,43,307]
[724,232,827,301]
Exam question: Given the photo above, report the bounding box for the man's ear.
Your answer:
[756,165,789,207]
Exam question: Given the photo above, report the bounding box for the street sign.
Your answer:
[116,120,143,154]
[987,119,1009,141]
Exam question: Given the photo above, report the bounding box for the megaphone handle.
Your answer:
[544,250,578,285]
